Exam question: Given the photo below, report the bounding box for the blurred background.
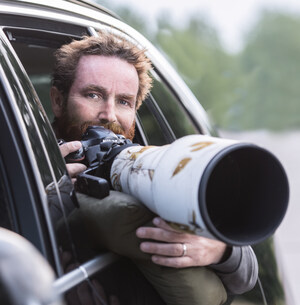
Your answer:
[92,1,299,304]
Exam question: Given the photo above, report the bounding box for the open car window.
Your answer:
[4,25,197,148]
[3,27,86,121]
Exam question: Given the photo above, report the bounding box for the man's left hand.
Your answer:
[136,217,229,268]
[59,141,87,183]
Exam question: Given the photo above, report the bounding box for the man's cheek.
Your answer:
[68,101,91,120]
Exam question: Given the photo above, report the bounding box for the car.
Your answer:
[0,0,287,304]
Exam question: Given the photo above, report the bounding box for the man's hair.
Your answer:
[52,30,152,108]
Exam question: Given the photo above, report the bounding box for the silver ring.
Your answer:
[181,243,187,257]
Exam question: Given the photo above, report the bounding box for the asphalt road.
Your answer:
[220,130,300,305]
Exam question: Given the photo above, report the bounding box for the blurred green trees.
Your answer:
[236,11,300,130]
[153,15,240,129]
[100,1,300,131]
[155,10,300,131]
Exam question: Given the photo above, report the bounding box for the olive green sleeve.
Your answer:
[76,191,227,305]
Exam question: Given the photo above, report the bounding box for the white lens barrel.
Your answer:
[110,135,289,245]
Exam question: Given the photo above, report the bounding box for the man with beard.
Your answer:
[50,31,258,303]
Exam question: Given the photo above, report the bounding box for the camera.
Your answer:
[63,125,289,246]
[62,126,138,199]
[64,126,135,167]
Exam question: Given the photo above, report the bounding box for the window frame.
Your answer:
[0,44,55,265]
[0,19,120,294]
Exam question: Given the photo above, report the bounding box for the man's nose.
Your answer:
[98,99,117,123]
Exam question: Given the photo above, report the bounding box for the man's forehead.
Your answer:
[76,55,137,79]
[77,54,134,70]
[72,55,139,101]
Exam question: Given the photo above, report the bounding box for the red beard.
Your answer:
[53,113,135,142]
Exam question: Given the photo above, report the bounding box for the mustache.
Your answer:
[53,111,135,141]
[79,121,126,136]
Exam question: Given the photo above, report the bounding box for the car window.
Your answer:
[136,70,201,146]
[137,95,175,145]
[5,26,188,149]
[0,26,87,273]
[0,72,52,258]
[137,100,167,145]
[150,70,198,138]
[3,27,85,121]
[136,69,199,146]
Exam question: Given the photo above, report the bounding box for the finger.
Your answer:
[140,242,186,257]
[60,141,82,158]
[66,163,87,178]
[152,217,180,232]
[152,255,192,268]
[136,227,184,243]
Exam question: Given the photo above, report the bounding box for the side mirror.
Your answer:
[0,228,64,305]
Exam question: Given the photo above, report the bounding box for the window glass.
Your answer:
[0,156,14,230]
[2,27,83,272]
[137,71,198,146]
[150,72,198,138]
[30,74,53,121]
[4,28,82,121]
[137,98,171,146]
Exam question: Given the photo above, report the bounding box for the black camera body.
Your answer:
[62,126,138,199]
[65,126,133,166]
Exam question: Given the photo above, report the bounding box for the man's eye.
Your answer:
[87,93,99,99]
[119,100,130,106]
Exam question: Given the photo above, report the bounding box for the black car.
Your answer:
[0,1,287,304]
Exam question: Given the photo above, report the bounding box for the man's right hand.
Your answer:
[59,141,87,182]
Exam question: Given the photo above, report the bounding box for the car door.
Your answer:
[0,13,123,303]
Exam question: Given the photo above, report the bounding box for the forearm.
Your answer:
[210,246,258,295]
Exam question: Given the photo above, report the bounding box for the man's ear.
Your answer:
[50,86,64,118]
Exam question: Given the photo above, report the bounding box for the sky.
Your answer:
[108,0,300,53]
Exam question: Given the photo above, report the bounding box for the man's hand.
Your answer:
[59,141,87,182]
[136,217,229,268]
